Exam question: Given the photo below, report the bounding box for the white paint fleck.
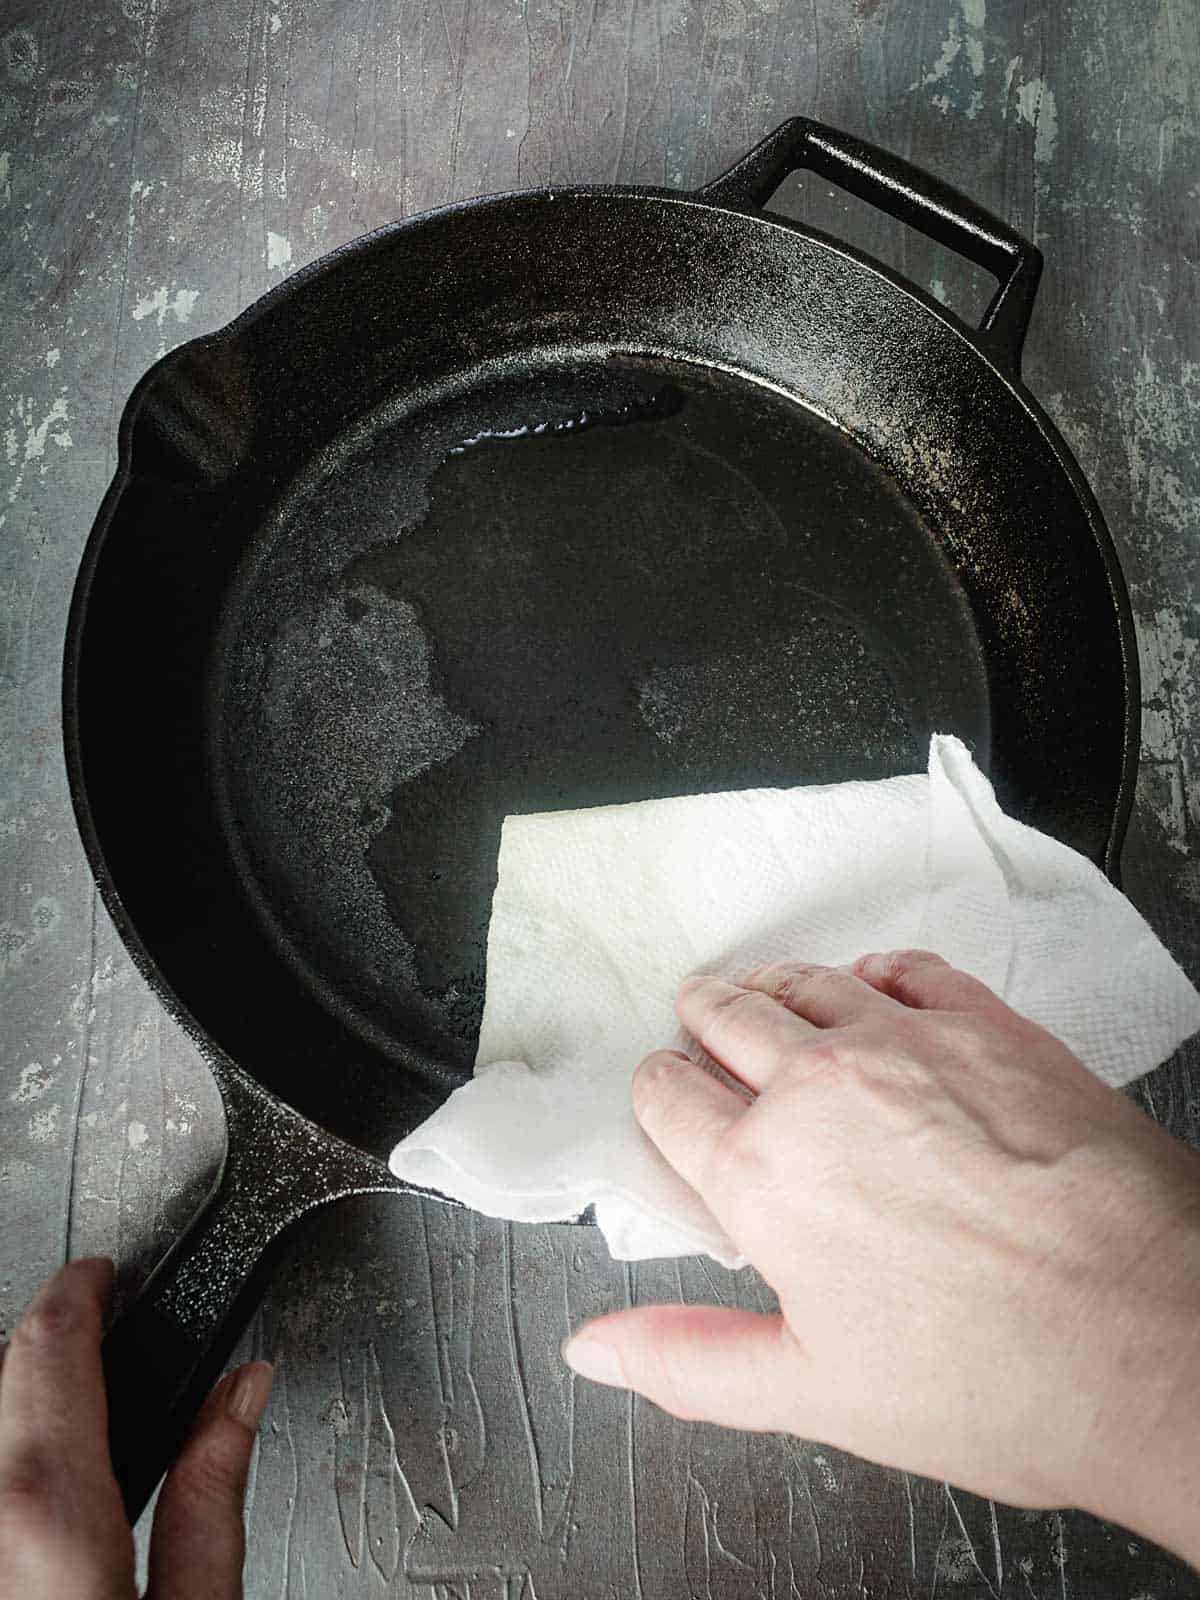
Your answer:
[22,396,69,463]
[28,1104,62,1144]
[131,284,200,326]
[1013,77,1058,164]
[45,347,60,368]
[929,277,949,304]
[915,0,986,119]
[936,1535,982,1584]
[269,9,282,31]
[10,1063,52,1104]
[127,1120,149,1149]
[1136,598,1199,851]
[267,230,292,270]
[962,0,985,78]
[1140,282,1166,316]
[1121,353,1200,528]
[812,1453,838,1492]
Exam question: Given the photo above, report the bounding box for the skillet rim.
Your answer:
[62,178,1141,1119]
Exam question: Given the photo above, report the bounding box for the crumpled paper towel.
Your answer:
[389,736,1200,1264]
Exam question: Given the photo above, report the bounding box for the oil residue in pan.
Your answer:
[223,358,990,1060]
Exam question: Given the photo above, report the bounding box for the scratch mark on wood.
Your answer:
[279,1354,300,1595]
[988,1497,1003,1590]
[694,1255,729,1307]
[626,1386,644,1600]
[103,0,156,476]
[706,1487,754,1573]
[902,1470,918,1576]
[447,0,471,198]
[1054,1510,1068,1599]
[367,1341,403,1582]
[418,1203,461,1538]
[801,1470,821,1578]
[946,1484,998,1597]
[63,896,98,1258]
[234,0,260,314]
[332,1346,365,1567]
[927,1488,950,1600]
[503,1222,544,1536]
[688,1470,716,1600]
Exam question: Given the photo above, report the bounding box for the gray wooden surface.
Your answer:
[2,0,1199,1593]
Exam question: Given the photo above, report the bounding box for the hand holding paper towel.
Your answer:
[389,737,1200,1264]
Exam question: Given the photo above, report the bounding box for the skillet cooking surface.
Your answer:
[220,357,990,1070]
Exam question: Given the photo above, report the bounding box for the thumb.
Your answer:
[564,1305,804,1432]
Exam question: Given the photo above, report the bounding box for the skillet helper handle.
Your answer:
[701,117,1043,375]
[102,1071,371,1524]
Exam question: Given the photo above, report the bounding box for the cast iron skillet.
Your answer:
[64,117,1139,1520]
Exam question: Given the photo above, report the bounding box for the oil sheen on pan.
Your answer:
[218,356,988,1069]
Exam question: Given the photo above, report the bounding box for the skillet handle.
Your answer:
[102,1068,386,1524]
[700,117,1043,376]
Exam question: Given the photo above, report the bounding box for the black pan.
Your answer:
[63,117,1139,1520]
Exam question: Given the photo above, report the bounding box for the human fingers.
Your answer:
[564,1305,809,1432]
[850,949,1007,1015]
[632,1049,748,1192]
[146,1361,274,1600]
[674,975,820,1091]
[0,1258,114,1471]
[738,961,901,1029]
[0,1258,134,1599]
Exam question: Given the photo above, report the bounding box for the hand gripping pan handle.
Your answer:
[101,1067,397,1524]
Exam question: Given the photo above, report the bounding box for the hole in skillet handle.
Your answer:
[697,117,1043,379]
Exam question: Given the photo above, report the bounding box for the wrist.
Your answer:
[1077,1214,1200,1567]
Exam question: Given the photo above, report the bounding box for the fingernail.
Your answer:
[638,1049,689,1079]
[562,1335,627,1389]
[226,1360,274,1428]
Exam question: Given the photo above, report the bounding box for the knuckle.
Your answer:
[856,948,944,986]
[710,984,763,1016]
[704,1119,764,1196]
[890,947,948,969]
[754,962,827,1007]
[794,1037,843,1080]
[631,1063,667,1130]
[632,1052,689,1121]
[0,1447,62,1527]
[705,986,777,1036]
[13,1292,84,1349]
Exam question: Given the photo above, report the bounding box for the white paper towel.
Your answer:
[389,737,1200,1264]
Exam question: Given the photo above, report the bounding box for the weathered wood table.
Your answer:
[3,1,1198,1593]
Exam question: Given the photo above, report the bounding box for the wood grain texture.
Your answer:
[2,0,1199,1593]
